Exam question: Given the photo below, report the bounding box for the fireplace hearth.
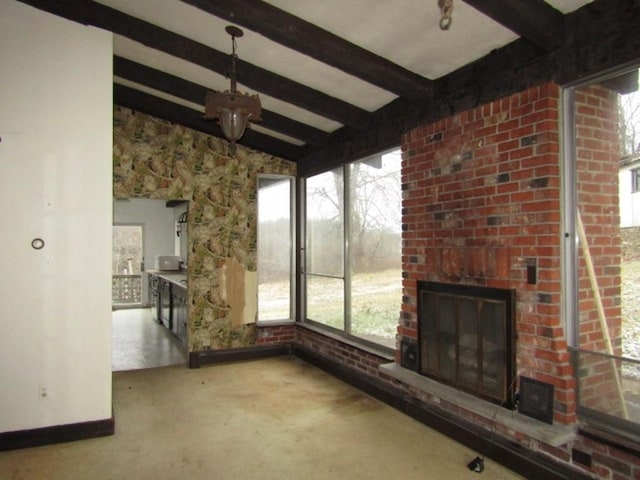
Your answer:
[417,281,516,407]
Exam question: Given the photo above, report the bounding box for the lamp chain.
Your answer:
[438,0,453,30]
[229,36,238,93]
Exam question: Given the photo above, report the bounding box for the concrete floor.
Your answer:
[112,308,186,371]
[0,357,525,480]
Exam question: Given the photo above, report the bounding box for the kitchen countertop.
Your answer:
[148,270,187,288]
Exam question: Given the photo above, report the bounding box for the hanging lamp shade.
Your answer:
[204,26,261,154]
[204,91,261,142]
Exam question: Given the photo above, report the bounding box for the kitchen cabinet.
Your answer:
[149,274,161,324]
[148,271,187,346]
[160,277,172,330]
[171,285,188,348]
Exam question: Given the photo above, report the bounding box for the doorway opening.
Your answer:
[111,199,188,371]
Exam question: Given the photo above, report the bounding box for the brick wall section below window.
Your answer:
[296,327,390,378]
[256,324,296,346]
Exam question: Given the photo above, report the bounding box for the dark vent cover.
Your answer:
[518,376,554,424]
[401,338,418,371]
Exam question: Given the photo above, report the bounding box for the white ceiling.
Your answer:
[96,0,594,151]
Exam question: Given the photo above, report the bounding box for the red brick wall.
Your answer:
[573,433,640,479]
[401,83,577,424]
[575,84,622,352]
[256,324,296,346]
[296,327,390,377]
[573,84,624,416]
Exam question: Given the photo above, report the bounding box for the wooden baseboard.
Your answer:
[293,345,591,480]
[0,417,115,452]
[188,344,292,368]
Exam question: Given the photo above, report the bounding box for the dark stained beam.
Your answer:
[300,0,640,176]
[180,0,433,98]
[462,0,565,52]
[600,70,638,95]
[114,84,304,161]
[17,0,371,129]
[114,56,330,147]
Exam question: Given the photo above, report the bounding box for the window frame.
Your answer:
[300,147,402,353]
[632,167,640,193]
[562,64,640,440]
[256,174,296,325]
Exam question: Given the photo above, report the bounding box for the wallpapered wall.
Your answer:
[113,107,296,351]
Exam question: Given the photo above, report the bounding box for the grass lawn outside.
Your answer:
[260,269,401,348]
[259,261,639,356]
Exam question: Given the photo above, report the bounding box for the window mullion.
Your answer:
[561,87,579,348]
[299,177,306,322]
[344,165,352,334]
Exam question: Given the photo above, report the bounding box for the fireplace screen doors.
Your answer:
[418,281,516,406]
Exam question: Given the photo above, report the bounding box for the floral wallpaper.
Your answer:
[113,107,296,351]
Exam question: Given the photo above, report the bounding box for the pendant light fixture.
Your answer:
[204,26,261,154]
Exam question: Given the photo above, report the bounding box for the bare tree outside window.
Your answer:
[619,88,640,157]
[305,149,401,348]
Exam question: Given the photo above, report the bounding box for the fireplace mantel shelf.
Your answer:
[380,363,576,447]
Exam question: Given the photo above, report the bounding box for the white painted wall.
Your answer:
[620,163,640,227]
[113,198,177,302]
[0,2,113,432]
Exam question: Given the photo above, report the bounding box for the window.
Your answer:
[257,175,295,323]
[303,148,402,349]
[563,67,640,436]
[112,224,144,306]
[633,167,640,193]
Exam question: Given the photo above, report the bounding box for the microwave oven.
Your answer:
[156,255,181,271]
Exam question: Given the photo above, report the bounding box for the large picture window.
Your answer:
[304,148,401,349]
[564,67,640,436]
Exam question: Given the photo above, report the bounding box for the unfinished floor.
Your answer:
[0,356,524,479]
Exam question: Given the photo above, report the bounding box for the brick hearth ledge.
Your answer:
[380,363,576,447]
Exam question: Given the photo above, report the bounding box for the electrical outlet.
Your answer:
[39,385,48,401]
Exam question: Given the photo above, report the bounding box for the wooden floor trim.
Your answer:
[0,417,115,452]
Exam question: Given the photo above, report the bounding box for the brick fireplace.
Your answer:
[294,80,629,478]
[399,82,577,424]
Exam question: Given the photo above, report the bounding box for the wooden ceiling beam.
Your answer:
[17,0,371,129]
[114,84,305,161]
[114,56,330,147]
[300,0,640,175]
[180,0,433,99]
[462,0,565,52]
